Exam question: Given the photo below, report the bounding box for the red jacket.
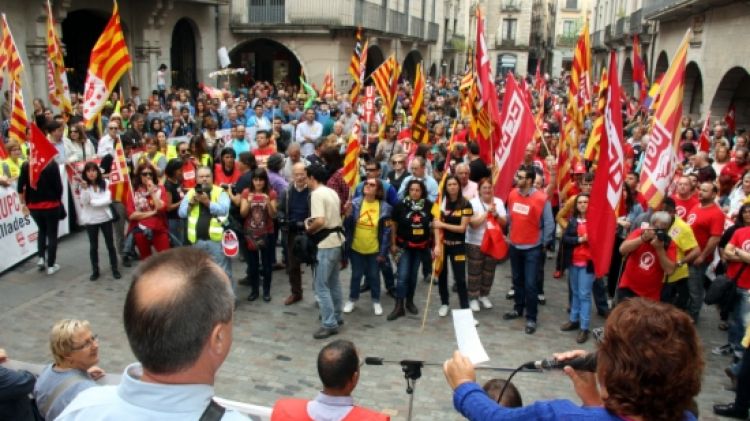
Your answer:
[271,398,390,421]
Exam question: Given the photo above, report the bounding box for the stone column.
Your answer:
[135,47,150,92]
[25,44,48,105]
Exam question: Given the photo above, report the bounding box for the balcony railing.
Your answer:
[614,16,630,38]
[410,16,424,38]
[427,21,439,41]
[501,0,521,12]
[498,38,516,48]
[630,8,643,34]
[247,0,285,24]
[556,34,577,47]
[388,10,407,34]
[604,23,613,43]
[592,29,605,50]
[354,0,386,31]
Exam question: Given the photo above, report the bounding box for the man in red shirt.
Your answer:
[721,147,749,187]
[253,130,275,169]
[671,176,699,219]
[617,211,677,301]
[686,182,726,322]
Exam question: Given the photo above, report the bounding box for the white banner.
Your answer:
[0,165,70,273]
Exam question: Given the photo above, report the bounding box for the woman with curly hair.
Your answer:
[444,297,703,421]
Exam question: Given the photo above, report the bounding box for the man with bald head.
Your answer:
[455,163,477,200]
[58,248,246,420]
[278,162,311,305]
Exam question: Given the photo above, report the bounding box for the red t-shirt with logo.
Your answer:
[686,203,725,249]
[727,226,750,289]
[671,194,699,220]
[619,228,677,300]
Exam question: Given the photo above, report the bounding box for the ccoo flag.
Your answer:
[638,29,690,209]
[587,50,624,278]
[82,1,131,128]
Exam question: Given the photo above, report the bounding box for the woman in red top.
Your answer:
[213,147,240,186]
[240,168,277,302]
[127,162,170,259]
[560,193,594,343]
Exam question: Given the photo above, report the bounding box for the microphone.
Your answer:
[522,353,597,372]
[364,357,384,366]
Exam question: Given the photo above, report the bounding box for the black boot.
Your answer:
[90,267,100,281]
[387,299,405,321]
[405,297,418,315]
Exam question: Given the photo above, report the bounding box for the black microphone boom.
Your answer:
[523,353,597,372]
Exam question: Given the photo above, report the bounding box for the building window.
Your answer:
[497,53,517,76]
[563,20,577,36]
[565,0,578,9]
[502,18,517,41]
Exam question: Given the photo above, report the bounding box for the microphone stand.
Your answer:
[365,358,540,421]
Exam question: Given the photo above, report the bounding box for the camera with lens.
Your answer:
[654,228,670,243]
[194,183,212,195]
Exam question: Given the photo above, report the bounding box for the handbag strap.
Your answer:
[732,263,749,283]
[198,399,226,421]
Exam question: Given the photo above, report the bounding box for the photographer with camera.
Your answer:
[277,162,311,305]
[615,211,677,303]
[178,166,232,285]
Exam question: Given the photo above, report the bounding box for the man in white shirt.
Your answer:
[295,108,323,158]
[97,124,120,158]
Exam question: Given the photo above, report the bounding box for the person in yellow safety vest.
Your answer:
[178,166,233,287]
[140,135,167,177]
[2,141,26,181]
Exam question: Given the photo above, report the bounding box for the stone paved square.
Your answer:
[0,232,734,420]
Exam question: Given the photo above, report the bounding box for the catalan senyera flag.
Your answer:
[371,56,399,127]
[632,34,649,105]
[82,1,131,128]
[410,63,428,144]
[638,29,690,209]
[584,69,609,161]
[429,121,458,289]
[1,14,23,87]
[110,136,134,208]
[348,27,363,102]
[8,81,28,144]
[588,49,624,278]
[570,20,591,123]
[342,120,361,193]
[643,73,664,111]
[46,1,72,115]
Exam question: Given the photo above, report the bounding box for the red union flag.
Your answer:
[28,123,59,189]
[639,29,690,208]
[492,73,536,201]
[588,50,624,278]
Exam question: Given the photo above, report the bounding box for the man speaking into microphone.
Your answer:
[443,298,702,420]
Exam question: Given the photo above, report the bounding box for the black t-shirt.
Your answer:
[393,198,433,247]
[469,158,491,183]
[230,171,254,221]
[164,179,183,219]
[441,198,473,242]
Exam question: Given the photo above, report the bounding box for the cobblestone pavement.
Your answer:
[0,231,736,420]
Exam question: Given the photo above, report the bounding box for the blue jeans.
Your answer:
[349,251,380,302]
[379,254,395,291]
[509,245,542,322]
[193,240,234,290]
[247,234,273,295]
[315,247,343,329]
[397,248,429,299]
[569,264,595,330]
[167,218,185,247]
[730,288,750,353]
[687,263,709,321]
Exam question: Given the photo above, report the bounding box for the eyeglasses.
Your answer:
[392,160,404,165]
[71,334,99,351]
[365,182,378,187]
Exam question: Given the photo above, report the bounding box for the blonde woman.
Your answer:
[33,319,105,421]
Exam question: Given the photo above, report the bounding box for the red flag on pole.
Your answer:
[475,8,502,164]
[28,123,59,189]
[588,50,625,278]
[698,112,711,152]
[492,73,537,201]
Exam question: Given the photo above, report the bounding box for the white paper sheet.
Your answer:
[452,309,490,364]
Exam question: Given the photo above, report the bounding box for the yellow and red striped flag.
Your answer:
[348,27,363,103]
[584,68,609,161]
[83,1,131,128]
[8,81,27,144]
[110,136,134,208]
[638,29,691,208]
[569,20,591,126]
[371,56,400,127]
[45,0,72,115]
[342,120,361,193]
[410,63,428,144]
[1,13,24,88]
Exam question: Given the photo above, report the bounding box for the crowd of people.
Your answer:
[1,69,749,418]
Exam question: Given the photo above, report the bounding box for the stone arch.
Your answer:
[654,51,668,81]
[710,66,750,129]
[61,9,110,93]
[364,44,385,84]
[683,61,703,118]
[402,50,423,83]
[170,18,200,91]
[229,39,303,88]
[621,57,634,98]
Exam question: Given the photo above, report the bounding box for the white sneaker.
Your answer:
[343,301,355,313]
[469,299,480,312]
[373,303,383,316]
[37,257,45,269]
[46,264,60,276]
[479,296,493,309]
[474,318,480,327]
[438,305,449,317]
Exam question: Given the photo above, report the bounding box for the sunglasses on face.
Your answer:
[365,182,377,187]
